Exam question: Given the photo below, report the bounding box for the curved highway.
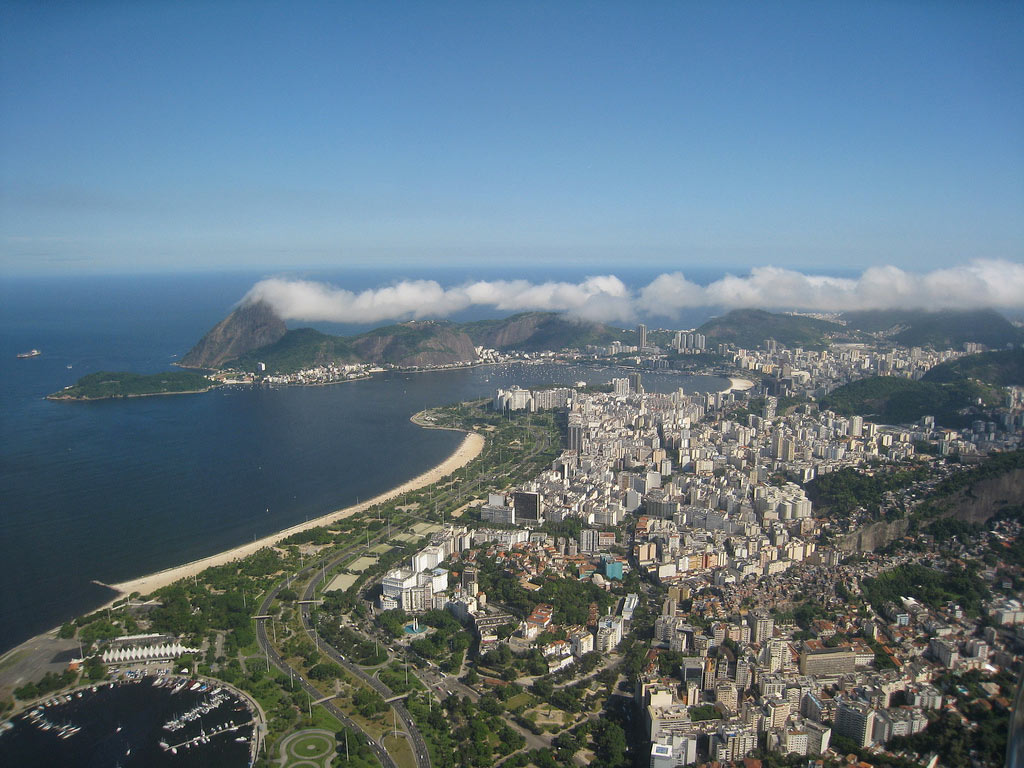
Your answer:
[300,555,431,768]
[255,575,399,768]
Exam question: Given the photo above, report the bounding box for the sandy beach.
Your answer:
[723,377,756,393]
[105,430,485,599]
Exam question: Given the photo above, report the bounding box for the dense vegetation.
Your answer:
[229,327,355,372]
[697,309,847,349]
[462,311,626,352]
[474,554,615,624]
[804,465,928,519]
[820,375,999,426]
[887,670,1014,768]
[841,309,1022,349]
[50,370,215,399]
[860,562,990,616]
[923,348,1024,386]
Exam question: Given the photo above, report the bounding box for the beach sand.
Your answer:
[105,430,485,599]
[723,377,756,393]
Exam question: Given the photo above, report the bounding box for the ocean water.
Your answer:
[0,678,254,767]
[0,270,727,653]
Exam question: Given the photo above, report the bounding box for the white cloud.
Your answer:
[243,274,635,324]
[242,259,1024,325]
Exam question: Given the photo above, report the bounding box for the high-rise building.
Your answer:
[579,528,599,553]
[568,417,584,452]
[752,611,775,644]
[716,681,738,713]
[513,490,542,522]
[835,699,875,748]
[638,324,648,350]
[702,657,716,691]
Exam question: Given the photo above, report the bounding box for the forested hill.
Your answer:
[462,312,626,352]
[697,309,849,349]
[840,309,1022,349]
[820,376,1000,427]
[183,304,626,373]
[922,348,1024,386]
[228,322,479,372]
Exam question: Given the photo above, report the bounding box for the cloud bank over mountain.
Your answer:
[243,259,1024,325]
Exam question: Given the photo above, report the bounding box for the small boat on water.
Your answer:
[17,349,41,358]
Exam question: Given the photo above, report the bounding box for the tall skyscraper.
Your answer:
[638,324,647,350]
[568,417,584,452]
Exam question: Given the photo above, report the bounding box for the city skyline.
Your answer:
[2,2,1022,275]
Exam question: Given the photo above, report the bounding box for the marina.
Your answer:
[0,675,256,767]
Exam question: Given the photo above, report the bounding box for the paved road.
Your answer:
[255,581,398,768]
[300,549,431,768]
[254,413,556,768]
[0,634,81,700]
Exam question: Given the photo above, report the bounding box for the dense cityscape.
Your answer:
[7,316,1022,768]
[5,3,1023,767]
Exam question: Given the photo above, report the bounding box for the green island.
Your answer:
[47,370,218,400]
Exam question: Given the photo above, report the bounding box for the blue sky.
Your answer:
[1,1,1022,275]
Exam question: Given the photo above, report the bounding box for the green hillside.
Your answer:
[462,312,625,352]
[820,375,1000,427]
[228,327,356,373]
[226,321,478,372]
[50,371,216,400]
[922,348,1024,386]
[698,309,846,349]
[841,309,1022,349]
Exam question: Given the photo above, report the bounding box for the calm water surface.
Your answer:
[0,273,727,653]
[0,678,253,767]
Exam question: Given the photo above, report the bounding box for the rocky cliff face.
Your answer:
[939,468,1024,524]
[468,312,619,352]
[836,518,911,552]
[180,300,287,369]
[835,467,1024,552]
[475,314,549,349]
[350,323,477,367]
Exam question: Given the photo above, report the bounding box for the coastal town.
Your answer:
[3,321,1023,768]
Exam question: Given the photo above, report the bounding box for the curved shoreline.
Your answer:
[103,429,485,599]
[722,376,756,393]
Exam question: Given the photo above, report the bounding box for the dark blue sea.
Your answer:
[0,267,729,654]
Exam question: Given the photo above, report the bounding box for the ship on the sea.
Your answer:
[16,349,41,358]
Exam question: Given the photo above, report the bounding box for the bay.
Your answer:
[0,271,727,653]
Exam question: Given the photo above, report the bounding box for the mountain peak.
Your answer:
[180,299,287,369]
